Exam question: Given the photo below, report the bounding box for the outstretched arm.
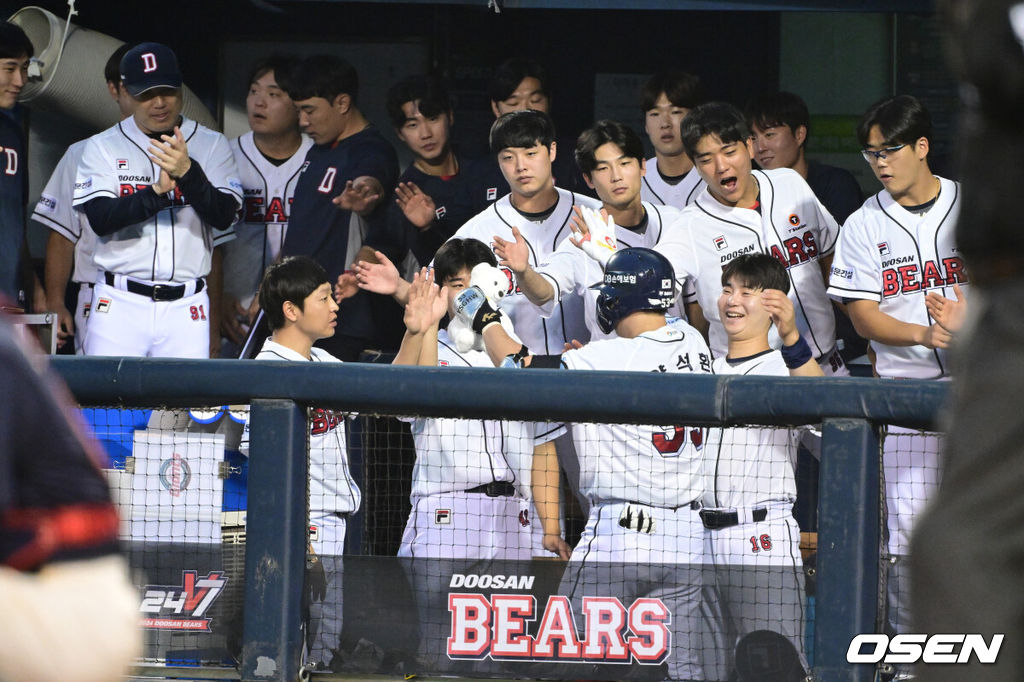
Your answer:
[393,268,447,367]
[532,440,571,560]
[492,225,554,306]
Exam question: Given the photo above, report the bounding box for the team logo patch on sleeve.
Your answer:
[435,509,452,525]
[117,159,129,170]
[486,187,497,201]
[878,242,890,256]
[95,297,111,313]
[714,235,728,250]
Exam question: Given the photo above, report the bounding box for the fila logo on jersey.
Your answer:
[486,187,497,201]
[878,242,890,256]
[714,235,727,251]
[95,297,111,313]
[435,509,451,524]
[141,53,158,73]
[882,256,967,298]
[435,205,447,220]
[117,159,129,170]
[0,147,17,175]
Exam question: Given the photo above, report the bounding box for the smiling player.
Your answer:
[655,102,846,375]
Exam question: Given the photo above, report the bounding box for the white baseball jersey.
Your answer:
[536,202,681,341]
[448,188,601,354]
[224,132,313,300]
[402,327,562,501]
[706,351,819,509]
[72,115,242,282]
[658,168,840,359]
[31,140,99,286]
[249,339,361,516]
[827,177,964,379]
[560,323,713,507]
[641,158,705,208]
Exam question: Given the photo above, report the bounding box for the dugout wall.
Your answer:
[53,356,946,682]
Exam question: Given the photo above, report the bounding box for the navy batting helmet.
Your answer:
[590,248,677,334]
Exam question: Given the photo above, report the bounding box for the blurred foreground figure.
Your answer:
[911,1,1024,680]
[0,315,141,681]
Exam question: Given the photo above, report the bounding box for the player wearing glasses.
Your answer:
[826,95,967,659]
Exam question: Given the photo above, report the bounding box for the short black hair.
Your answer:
[278,54,358,105]
[681,102,752,160]
[489,109,555,155]
[720,253,790,294]
[259,256,330,331]
[745,91,810,139]
[104,44,135,86]
[640,70,703,112]
[0,22,33,60]
[575,120,645,175]
[385,74,452,129]
[246,54,300,91]
[433,238,498,285]
[488,57,547,103]
[856,95,933,148]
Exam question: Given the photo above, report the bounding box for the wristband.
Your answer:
[781,335,813,369]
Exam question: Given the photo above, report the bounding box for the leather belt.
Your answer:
[105,272,205,301]
[465,481,516,497]
[699,507,768,530]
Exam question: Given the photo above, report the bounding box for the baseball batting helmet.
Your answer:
[590,247,677,334]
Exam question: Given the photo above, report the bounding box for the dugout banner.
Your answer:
[329,556,808,681]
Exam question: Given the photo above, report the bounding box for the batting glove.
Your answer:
[572,206,618,267]
[454,286,504,334]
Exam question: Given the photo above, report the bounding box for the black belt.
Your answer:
[465,481,516,497]
[699,507,767,530]
[105,272,205,301]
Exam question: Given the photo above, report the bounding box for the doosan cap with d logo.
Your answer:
[120,42,182,97]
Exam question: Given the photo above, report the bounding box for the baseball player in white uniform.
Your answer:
[244,255,360,671]
[827,95,966,643]
[641,71,706,209]
[35,140,99,353]
[656,102,846,375]
[699,253,823,681]
[222,56,312,351]
[35,44,137,353]
[393,239,563,668]
[460,247,713,681]
[72,42,242,358]
[494,120,684,341]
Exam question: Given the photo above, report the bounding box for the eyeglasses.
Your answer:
[861,144,907,163]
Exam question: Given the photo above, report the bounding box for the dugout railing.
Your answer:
[52,356,947,682]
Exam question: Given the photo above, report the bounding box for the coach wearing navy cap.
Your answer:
[70,41,243,359]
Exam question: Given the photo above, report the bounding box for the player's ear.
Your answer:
[282,300,300,323]
[744,136,755,158]
[106,81,119,102]
[332,93,352,114]
[548,139,556,162]
[583,172,595,190]
[915,136,929,160]
[639,157,647,177]
[794,125,808,148]
[490,100,501,118]
[446,109,454,128]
